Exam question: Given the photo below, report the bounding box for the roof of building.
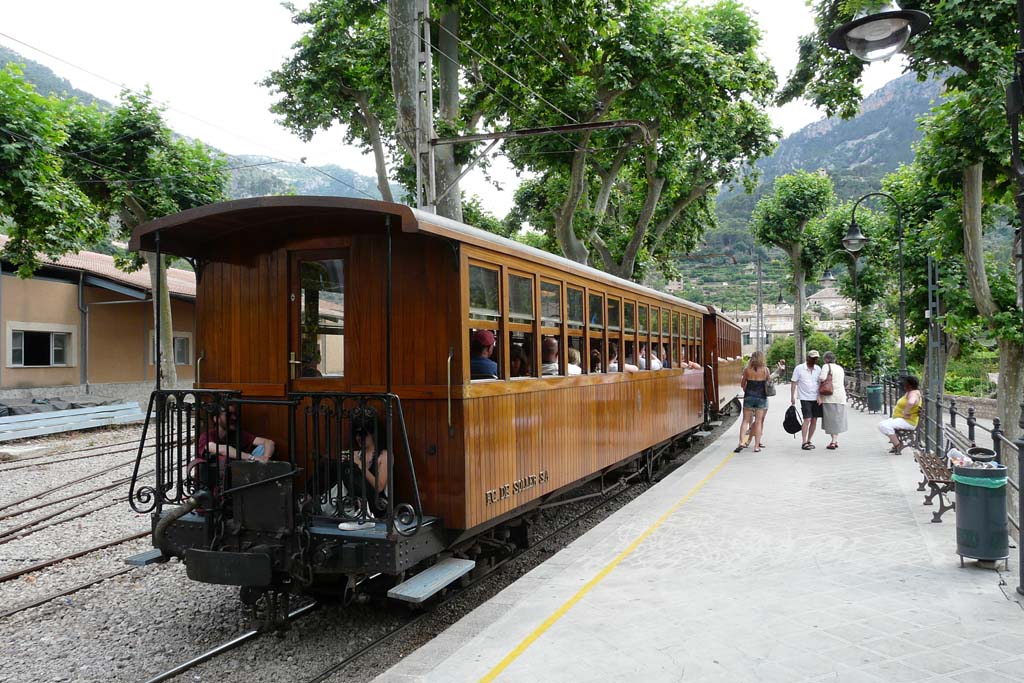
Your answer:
[0,235,195,298]
[809,287,845,301]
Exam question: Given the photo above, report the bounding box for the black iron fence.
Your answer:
[129,390,423,539]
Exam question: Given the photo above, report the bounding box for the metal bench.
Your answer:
[914,450,955,523]
[894,426,919,453]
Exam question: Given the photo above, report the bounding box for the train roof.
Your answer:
[129,196,708,313]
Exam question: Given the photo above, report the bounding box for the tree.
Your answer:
[751,170,835,365]
[494,0,778,276]
[0,65,103,276]
[263,2,397,203]
[767,331,835,369]
[62,91,228,387]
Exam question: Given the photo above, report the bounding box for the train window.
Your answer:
[651,308,660,337]
[299,259,345,378]
[661,308,670,336]
[607,299,620,332]
[541,281,561,326]
[638,305,648,334]
[568,336,584,375]
[469,327,501,380]
[469,265,500,321]
[508,332,534,378]
[567,288,584,330]
[672,312,680,367]
[588,293,604,330]
[508,274,534,324]
[624,302,635,333]
[589,339,604,373]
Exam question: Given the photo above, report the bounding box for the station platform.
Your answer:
[378,402,1024,682]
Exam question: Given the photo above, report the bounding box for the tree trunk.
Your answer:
[146,252,177,389]
[389,0,419,179]
[360,103,393,203]
[553,143,592,264]
[434,5,462,222]
[962,164,998,317]
[791,244,805,367]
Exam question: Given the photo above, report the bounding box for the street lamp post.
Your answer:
[849,192,908,376]
[821,245,866,394]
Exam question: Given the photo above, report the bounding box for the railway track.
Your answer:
[0,433,152,466]
[139,456,661,683]
[0,457,140,515]
[0,531,150,585]
[0,566,136,619]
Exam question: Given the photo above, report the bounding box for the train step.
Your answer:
[693,430,713,438]
[387,557,476,604]
[708,420,723,427]
[124,549,167,566]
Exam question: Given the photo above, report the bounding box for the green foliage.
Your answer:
[751,170,834,256]
[0,65,103,276]
[766,332,835,369]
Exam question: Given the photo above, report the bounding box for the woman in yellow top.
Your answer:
[878,375,921,454]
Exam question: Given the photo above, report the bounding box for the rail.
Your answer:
[129,390,423,540]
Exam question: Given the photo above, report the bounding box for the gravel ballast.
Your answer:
[0,412,736,682]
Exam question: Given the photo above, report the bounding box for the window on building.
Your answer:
[150,333,193,366]
[11,330,70,367]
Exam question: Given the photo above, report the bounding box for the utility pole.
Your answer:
[415,0,436,213]
[756,255,765,353]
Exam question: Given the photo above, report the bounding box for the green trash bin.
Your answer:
[866,384,883,413]
[952,465,1009,563]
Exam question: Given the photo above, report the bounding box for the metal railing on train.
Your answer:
[129,390,424,539]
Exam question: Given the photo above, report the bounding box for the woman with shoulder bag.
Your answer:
[735,351,771,453]
[818,351,847,449]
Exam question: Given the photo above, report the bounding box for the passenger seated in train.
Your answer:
[567,348,583,375]
[541,337,560,375]
[638,344,663,371]
[470,329,499,379]
[510,343,530,377]
[607,343,638,372]
[197,404,276,463]
[661,344,671,369]
[344,415,390,518]
[590,348,603,373]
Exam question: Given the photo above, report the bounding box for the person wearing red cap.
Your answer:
[470,329,499,378]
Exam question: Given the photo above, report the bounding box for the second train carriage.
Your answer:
[127,197,741,607]
[703,307,743,416]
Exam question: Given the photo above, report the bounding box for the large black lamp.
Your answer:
[827,2,931,63]
[842,220,870,254]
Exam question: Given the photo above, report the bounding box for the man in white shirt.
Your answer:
[791,350,823,449]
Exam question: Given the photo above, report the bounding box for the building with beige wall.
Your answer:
[0,240,195,395]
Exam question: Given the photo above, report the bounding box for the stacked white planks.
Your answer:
[0,402,146,442]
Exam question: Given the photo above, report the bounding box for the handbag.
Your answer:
[819,364,834,396]
[766,374,776,397]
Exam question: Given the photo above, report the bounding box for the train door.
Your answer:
[288,249,349,394]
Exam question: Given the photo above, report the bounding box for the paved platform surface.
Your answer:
[379,403,1024,682]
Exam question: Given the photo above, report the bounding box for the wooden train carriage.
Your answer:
[129,197,709,542]
[703,307,743,415]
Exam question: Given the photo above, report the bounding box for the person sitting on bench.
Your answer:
[878,375,921,454]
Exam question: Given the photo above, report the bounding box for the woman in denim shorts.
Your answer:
[735,351,770,453]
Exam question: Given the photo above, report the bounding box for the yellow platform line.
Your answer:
[480,450,736,682]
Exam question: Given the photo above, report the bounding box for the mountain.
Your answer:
[677,72,944,310]
[1,47,389,202]
[1,46,109,108]
[715,73,943,234]
[227,154,398,201]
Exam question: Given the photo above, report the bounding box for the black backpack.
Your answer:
[783,405,803,435]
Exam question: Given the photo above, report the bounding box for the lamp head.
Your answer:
[827,2,931,63]
[842,220,870,254]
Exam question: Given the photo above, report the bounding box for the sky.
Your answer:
[0,0,905,214]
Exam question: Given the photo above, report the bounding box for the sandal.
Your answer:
[801,442,813,450]
[753,446,761,453]
[826,443,838,450]
[734,444,745,453]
